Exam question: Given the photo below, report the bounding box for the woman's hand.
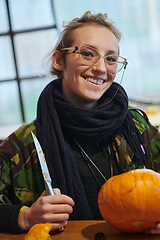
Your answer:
[18,188,74,231]
[150,223,160,234]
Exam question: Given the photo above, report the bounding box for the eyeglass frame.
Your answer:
[60,45,127,73]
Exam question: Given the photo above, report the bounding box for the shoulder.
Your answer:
[129,107,160,153]
[128,106,160,171]
[0,120,37,159]
[128,106,150,134]
[13,119,37,146]
[0,120,44,204]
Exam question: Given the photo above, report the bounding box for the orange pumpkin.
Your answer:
[98,169,160,233]
[24,223,52,240]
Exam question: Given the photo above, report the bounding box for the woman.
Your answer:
[0,11,160,234]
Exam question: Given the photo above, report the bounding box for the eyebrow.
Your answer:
[106,50,119,55]
[85,44,119,56]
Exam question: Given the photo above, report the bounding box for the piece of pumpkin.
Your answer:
[24,223,52,240]
[98,169,160,233]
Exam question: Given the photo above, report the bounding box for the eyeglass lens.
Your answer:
[78,46,125,73]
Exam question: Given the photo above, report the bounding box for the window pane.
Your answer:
[0,0,9,32]
[14,29,58,78]
[118,0,160,102]
[0,36,16,80]
[9,0,55,31]
[21,77,50,122]
[0,81,22,124]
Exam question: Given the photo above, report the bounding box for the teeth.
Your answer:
[86,77,104,85]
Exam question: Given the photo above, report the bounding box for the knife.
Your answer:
[31,131,55,195]
[31,131,64,232]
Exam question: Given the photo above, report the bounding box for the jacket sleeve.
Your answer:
[129,107,160,171]
[0,121,44,233]
[0,202,24,233]
[0,144,26,233]
[149,124,160,171]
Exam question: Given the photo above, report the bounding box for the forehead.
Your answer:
[71,24,119,52]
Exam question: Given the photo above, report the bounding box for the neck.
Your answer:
[63,92,98,109]
[76,100,98,109]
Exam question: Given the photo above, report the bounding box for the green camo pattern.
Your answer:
[0,107,160,206]
[0,120,44,206]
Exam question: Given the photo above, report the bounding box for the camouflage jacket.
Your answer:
[0,107,160,232]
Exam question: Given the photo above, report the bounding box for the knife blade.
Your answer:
[31,131,55,195]
[31,131,64,232]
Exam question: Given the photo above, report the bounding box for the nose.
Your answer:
[92,56,106,73]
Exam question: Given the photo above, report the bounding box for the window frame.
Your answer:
[0,0,57,122]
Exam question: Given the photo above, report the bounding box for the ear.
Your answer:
[52,50,64,71]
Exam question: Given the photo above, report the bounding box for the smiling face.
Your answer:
[52,24,119,109]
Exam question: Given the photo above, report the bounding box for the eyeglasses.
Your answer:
[60,45,127,73]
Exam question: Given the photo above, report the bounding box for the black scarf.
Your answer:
[36,78,146,220]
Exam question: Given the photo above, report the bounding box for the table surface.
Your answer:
[1,220,160,240]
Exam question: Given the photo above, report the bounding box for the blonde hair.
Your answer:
[50,11,122,77]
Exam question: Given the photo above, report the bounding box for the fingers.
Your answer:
[40,190,47,196]
[150,228,160,234]
[150,223,160,234]
[41,188,74,207]
[20,191,75,231]
[40,188,61,196]
[40,212,70,224]
[39,193,74,207]
[40,202,73,215]
[53,188,61,195]
[50,220,68,231]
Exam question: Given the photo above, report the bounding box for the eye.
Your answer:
[80,50,94,58]
[106,56,117,62]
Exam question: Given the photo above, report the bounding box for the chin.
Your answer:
[85,95,103,102]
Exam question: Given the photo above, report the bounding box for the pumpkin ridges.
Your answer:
[142,173,160,222]
[98,169,160,233]
[111,173,144,220]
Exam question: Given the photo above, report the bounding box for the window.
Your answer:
[0,0,58,129]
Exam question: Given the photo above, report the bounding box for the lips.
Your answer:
[84,77,105,85]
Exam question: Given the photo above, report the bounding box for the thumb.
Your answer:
[53,188,61,195]
[40,190,47,196]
